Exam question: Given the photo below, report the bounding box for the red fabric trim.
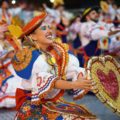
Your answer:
[56,30,67,36]
[15,88,31,110]
[41,90,64,103]
[0,61,11,69]
[21,12,47,37]
[0,96,15,102]
[57,24,65,30]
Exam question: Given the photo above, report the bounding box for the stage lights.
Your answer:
[50,0,55,3]
[11,0,16,5]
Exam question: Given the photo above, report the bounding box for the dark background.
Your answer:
[0,0,120,9]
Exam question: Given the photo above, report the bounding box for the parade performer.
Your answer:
[10,12,97,120]
[68,16,81,49]
[0,0,25,55]
[0,0,12,24]
[0,22,23,108]
[0,45,22,108]
[0,0,26,25]
[43,3,72,43]
[77,6,120,67]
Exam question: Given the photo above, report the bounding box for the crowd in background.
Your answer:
[0,0,120,65]
[0,0,120,108]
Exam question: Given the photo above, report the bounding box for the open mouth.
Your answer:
[46,33,53,40]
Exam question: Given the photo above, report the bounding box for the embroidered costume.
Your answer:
[8,12,96,120]
[0,46,22,108]
[77,7,120,67]
[14,45,95,120]
[0,16,23,107]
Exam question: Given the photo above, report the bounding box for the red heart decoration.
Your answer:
[97,69,119,100]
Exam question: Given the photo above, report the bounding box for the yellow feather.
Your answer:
[54,0,64,7]
[7,25,23,38]
[100,1,109,13]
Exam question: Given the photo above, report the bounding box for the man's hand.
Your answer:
[0,51,14,66]
[0,24,8,39]
[42,3,47,9]
[0,24,8,33]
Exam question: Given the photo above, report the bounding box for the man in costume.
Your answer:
[77,6,120,67]
[10,12,97,120]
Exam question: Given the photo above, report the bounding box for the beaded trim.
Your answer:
[47,40,69,80]
[87,55,120,115]
[12,47,36,71]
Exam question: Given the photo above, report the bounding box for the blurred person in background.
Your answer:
[67,15,81,51]
[43,3,72,24]
[106,0,120,21]
[99,1,120,56]
[19,3,33,24]
[0,23,23,108]
[109,33,120,57]
[0,48,22,108]
[0,0,12,24]
[0,1,24,107]
[75,6,120,67]
[0,0,26,54]
[0,0,26,24]
[43,3,73,43]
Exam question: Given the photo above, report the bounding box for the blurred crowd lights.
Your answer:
[50,0,55,3]
[11,0,55,5]
[11,0,16,5]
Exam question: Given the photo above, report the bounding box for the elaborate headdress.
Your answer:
[7,12,47,50]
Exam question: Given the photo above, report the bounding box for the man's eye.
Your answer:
[40,26,46,30]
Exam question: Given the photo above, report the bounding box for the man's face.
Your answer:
[57,6,64,13]
[30,23,54,48]
[2,1,9,9]
[87,10,99,22]
[75,17,80,23]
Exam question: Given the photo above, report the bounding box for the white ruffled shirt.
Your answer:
[21,53,86,102]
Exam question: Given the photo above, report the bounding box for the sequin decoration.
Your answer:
[12,47,36,71]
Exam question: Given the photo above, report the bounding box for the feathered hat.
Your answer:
[7,12,47,50]
[8,12,47,39]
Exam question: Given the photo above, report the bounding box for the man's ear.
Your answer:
[86,16,89,21]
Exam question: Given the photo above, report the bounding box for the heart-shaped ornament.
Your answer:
[87,55,120,115]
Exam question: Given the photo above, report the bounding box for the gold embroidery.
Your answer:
[46,39,69,79]
[53,39,69,79]
[12,47,36,71]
